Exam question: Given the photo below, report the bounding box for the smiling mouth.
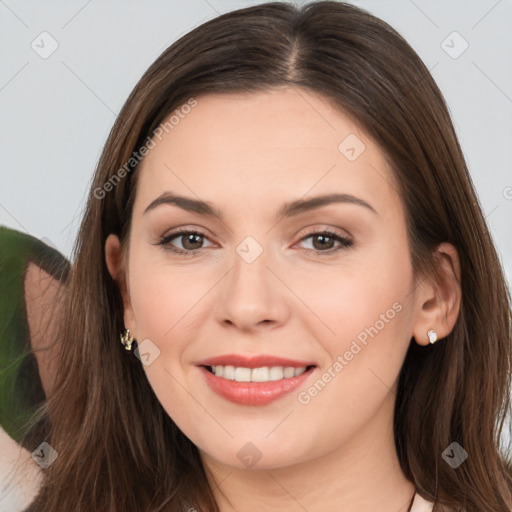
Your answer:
[202,364,316,383]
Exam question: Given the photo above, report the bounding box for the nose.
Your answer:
[215,243,290,333]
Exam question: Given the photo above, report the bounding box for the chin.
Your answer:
[198,438,311,472]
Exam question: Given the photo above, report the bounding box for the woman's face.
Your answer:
[107,86,427,471]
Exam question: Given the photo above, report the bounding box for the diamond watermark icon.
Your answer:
[31,441,58,469]
[441,441,468,469]
[31,31,59,59]
[236,236,263,264]
[338,134,366,162]
[134,338,161,366]
[237,442,262,468]
[441,31,469,59]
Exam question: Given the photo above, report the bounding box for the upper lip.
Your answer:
[196,354,317,369]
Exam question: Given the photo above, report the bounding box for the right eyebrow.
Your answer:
[143,192,224,220]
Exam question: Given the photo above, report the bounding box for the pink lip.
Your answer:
[196,354,317,406]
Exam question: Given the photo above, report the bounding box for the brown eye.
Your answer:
[180,233,204,250]
[298,230,353,254]
[157,229,214,255]
[311,233,335,251]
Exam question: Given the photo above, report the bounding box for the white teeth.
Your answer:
[269,367,284,381]
[283,367,295,378]
[234,367,252,382]
[223,365,235,380]
[251,367,270,382]
[209,365,309,382]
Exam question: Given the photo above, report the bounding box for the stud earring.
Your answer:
[427,329,438,344]
[120,329,135,351]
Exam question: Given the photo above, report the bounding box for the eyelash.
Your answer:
[156,228,353,256]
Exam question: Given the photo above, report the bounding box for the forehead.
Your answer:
[134,86,400,219]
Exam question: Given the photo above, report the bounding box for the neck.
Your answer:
[201,392,416,512]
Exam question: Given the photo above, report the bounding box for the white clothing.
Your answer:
[410,492,435,512]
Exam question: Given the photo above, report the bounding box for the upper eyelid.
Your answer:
[161,225,350,238]
[161,227,352,248]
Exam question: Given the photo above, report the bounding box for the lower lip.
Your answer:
[198,366,315,406]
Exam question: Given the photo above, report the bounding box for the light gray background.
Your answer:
[1,0,511,292]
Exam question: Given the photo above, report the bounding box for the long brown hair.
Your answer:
[23,2,512,510]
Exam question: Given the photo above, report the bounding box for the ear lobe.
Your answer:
[412,242,462,346]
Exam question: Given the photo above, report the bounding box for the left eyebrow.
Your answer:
[142,191,378,219]
[277,193,378,219]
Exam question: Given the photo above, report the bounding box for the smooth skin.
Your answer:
[105,86,461,512]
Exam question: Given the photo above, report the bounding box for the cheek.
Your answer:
[288,263,413,452]
[298,246,412,348]
[128,247,210,340]
[298,246,414,419]
[126,252,211,421]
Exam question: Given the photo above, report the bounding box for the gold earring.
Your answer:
[120,329,135,351]
[427,329,438,344]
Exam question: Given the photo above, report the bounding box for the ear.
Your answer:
[411,242,461,346]
[105,234,137,335]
